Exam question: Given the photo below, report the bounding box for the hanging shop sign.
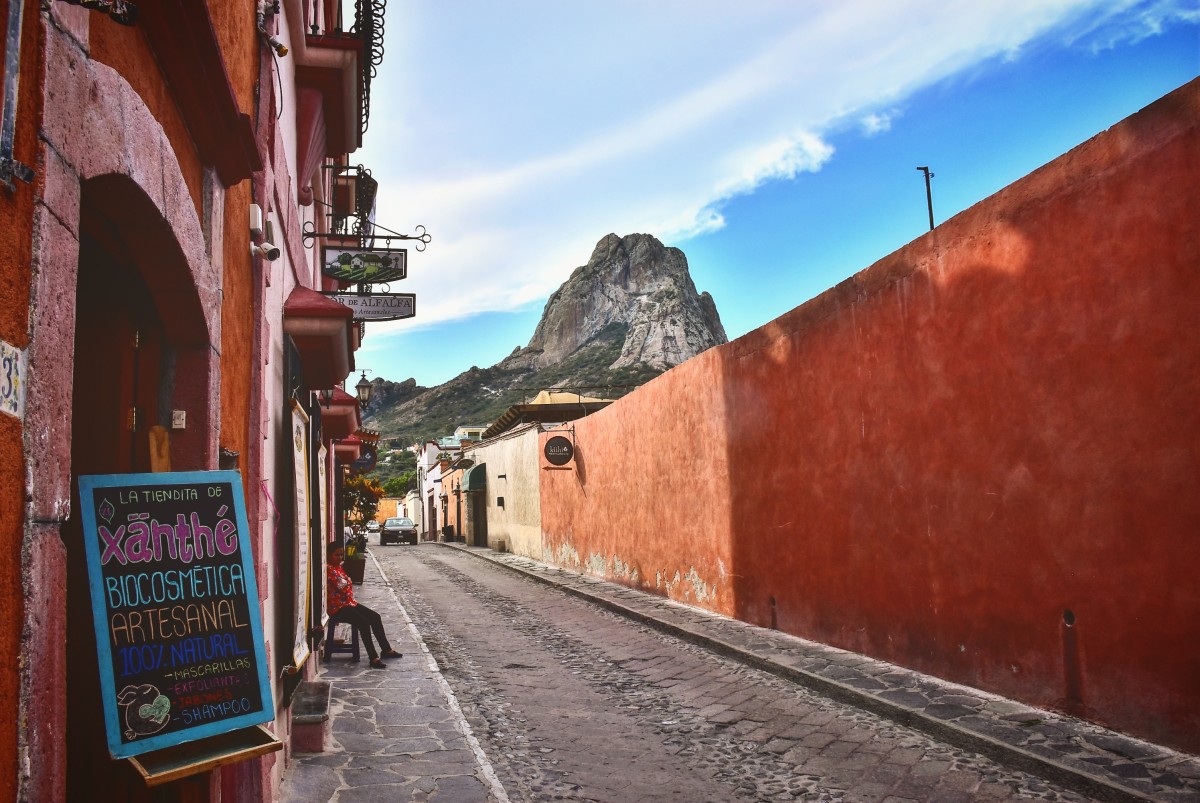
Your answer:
[349,443,378,474]
[77,471,274,759]
[321,246,407,283]
[544,435,574,466]
[324,292,415,321]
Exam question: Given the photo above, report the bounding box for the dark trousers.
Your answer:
[329,603,392,661]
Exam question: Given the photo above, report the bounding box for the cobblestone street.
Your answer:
[373,545,1088,801]
[280,543,1200,802]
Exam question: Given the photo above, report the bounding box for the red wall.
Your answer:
[540,79,1200,752]
[90,19,204,220]
[0,1,43,798]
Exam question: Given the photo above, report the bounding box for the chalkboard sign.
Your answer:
[77,471,274,759]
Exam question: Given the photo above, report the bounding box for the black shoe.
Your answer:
[369,658,387,669]
[380,649,403,660]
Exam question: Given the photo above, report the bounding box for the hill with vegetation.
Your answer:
[361,232,727,446]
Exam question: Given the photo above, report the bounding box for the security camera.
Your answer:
[252,242,281,261]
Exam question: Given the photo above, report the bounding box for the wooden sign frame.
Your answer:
[77,470,275,759]
[320,245,407,283]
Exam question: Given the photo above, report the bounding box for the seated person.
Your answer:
[326,542,402,668]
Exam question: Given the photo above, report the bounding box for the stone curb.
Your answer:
[445,543,1170,803]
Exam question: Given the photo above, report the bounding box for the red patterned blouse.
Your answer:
[327,564,357,615]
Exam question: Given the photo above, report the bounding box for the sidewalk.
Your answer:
[447,544,1199,803]
[279,549,508,803]
[281,544,1200,803]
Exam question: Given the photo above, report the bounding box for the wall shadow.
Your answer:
[721,80,1200,753]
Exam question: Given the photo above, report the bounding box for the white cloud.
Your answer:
[356,0,1185,340]
[861,112,895,136]
[715,133,836,201]
[1072,0,1200,52]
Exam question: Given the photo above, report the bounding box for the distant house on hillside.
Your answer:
[452,424,487,443]
[483,390,614,439]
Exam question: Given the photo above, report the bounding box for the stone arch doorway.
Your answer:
[20,53,226,798]
[62,176,214,800]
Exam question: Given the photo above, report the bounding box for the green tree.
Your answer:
[382,471,419,498]
[341,474,384,526]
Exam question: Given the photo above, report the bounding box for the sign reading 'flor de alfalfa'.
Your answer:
[77,471,273,759]
[324,292,416,321]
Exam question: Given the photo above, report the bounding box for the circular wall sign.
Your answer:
[544,435,574,466]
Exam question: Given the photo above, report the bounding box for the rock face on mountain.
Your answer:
[526,233,727,370]
[365,233,727,441]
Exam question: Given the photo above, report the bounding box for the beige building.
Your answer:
[460,424,544,557]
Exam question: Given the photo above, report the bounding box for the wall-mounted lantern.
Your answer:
[355,371,372,404]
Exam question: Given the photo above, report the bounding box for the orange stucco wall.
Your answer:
[221,178,254,479]
[210,3,259,115]
[540,79,1200,753]
[89,19,204,221]
[212,7,257,523]
[92,4,258,503]
[376,498,403,521]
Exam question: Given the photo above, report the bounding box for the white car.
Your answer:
[366,520,380,533]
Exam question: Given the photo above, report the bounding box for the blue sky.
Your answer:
[355,1,1198,388]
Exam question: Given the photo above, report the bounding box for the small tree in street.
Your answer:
[342,474,385,527]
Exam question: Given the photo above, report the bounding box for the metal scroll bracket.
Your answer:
[302,220,432,251]
[0,0,33,192]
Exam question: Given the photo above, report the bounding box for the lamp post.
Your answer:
[916,166,935,231]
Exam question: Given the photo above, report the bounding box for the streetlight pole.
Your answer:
[916,166,935,231]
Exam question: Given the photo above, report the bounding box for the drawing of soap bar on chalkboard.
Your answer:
[79,470,275,759]
[118,684,171,739]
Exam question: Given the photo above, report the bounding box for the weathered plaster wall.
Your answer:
[377,498,403,521]
[221,176,253,481]
[17,6,230,797]
[441,471,464,537]
[466,425,543,557]
[0,0,43,796]
[89,18,204,221]
[538,80,1200,752]
[539,356,736,611]
[405,490,422,532]
[210,2,259,115]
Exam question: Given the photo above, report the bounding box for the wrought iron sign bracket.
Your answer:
[55,0,138,26]
[302,221,432,252]
[0,0,32,193]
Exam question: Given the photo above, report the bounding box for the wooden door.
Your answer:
[65,232,167,801]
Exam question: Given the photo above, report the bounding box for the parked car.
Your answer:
[380,517,418,545]
[366,520,380,533]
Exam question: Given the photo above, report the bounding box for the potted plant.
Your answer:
[339,475,383,585]
[342,529,367,584]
